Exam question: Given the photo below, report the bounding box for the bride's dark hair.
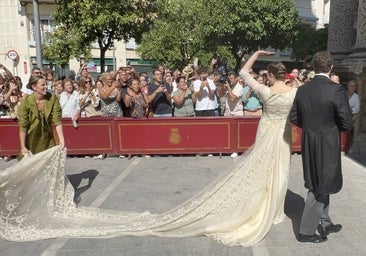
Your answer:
[267,62,286,81]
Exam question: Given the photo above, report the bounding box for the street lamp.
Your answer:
[32,0,43,69]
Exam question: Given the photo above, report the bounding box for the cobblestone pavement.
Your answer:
[1,153,365,256]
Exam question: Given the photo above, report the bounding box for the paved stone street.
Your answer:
[1,153,365,256]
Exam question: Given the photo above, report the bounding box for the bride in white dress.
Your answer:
[0,51,297,246]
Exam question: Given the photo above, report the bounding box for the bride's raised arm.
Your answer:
[239,51,274,95]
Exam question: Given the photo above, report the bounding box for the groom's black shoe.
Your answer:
[297,233,327,243]
[318,223,342,236]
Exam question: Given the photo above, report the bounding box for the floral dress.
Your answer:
[100,88,123,117]
[129,93,147,118]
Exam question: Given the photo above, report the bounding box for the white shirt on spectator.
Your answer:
[193,78,216,111]
[224,82,244,116]
[349,92,360,114]
[59,91,80,117]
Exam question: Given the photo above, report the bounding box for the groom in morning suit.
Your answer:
[290,51,353,243]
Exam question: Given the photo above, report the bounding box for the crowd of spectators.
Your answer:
[0,57,361,160]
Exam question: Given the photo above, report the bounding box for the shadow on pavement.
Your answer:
[345,153,366,168]
[67,169,99,204]
[284,189,305,237]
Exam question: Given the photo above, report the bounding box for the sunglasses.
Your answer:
[85,80,91,83]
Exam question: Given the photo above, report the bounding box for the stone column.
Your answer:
[339,1,366,153]
[354,0,366,50]
[328,0,358,64]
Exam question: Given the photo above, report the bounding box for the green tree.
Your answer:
[203,0,299,71]
[137,0,207,70]
[291,23,328,62]
[42,27,91,75]
[48,0,157,72]
[139,0,299,72]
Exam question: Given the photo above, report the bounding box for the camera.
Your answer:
[212,54,230,77]
[220,76,230,85]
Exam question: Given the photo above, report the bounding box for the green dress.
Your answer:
[17,93,62,159]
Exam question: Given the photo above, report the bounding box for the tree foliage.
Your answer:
[137,0,207,69]
[203,0,299,71]
[42,27,91,67]
[291,23,328,62]
[138,0,299,71]
[47,0,157,71]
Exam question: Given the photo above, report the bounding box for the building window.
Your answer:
[29,17,55,45]
[125,38,137,50]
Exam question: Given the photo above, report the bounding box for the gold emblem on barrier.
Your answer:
[169,128,181,145]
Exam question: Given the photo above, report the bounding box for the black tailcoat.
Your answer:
[291,75,353,194]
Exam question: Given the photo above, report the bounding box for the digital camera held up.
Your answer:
[219,76,230,85]
[212,54,230,77]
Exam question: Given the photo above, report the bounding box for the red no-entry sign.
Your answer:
[6,50,19,61]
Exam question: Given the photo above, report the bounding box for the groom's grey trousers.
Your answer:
[299,190,332,235]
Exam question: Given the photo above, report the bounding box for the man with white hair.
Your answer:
[347,80,360,115]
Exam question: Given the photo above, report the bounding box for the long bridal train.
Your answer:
[0,82,296,246]
[1,93,295,247]
[0,124,289,246]
[0,92,295,246]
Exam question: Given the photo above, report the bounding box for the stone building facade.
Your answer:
[328,0,366,153]
[0,0,143,82]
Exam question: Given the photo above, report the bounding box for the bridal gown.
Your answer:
[0,71,297,246]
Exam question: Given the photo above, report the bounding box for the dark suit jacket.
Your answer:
[290,75,353,194]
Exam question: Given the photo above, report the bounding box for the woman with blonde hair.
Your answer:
[98,72,123,117]
[78,77,101,117]
[59,78,81,127]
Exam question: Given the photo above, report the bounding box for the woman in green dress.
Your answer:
[17,75,65,159]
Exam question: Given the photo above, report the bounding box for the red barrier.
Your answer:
[115,117,234,155]
[0,117,349,156]
[0,119,19,156]
[62,117,115,155]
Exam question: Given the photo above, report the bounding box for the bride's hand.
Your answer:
[242,50,275,72]
[255,50,275,57]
